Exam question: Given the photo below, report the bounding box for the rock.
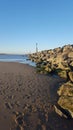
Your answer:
[68,72,73,82]
[54,105,67,118]
[62,53,68,60]
[57,70,67,79]
[63,44,73,52]
[58,96,73,118]
[58,62,70,70]
[54,47,62,53]
[70,61,73,67]
[45,66,52,73]
[57,82,73,118]
[57,82,73,96]
[68,52,73,58]
[15,116,23,125]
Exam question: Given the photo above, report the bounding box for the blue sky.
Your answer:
[0,0,73,54]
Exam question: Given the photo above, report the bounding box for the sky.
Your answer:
[0,0,73,54]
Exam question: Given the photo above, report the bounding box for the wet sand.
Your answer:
[0,62,73,130]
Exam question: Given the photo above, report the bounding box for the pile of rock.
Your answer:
[29,44,73,118]
[29,45,73,79]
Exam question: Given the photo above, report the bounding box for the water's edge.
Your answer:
[0,54,36,67]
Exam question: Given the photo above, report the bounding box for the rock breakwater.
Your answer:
[29,44,73,118]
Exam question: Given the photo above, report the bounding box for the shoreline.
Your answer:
[0,62,73,130]
[0,54,36,67]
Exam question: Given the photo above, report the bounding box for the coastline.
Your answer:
[0,62,73,130]
[0,54,36,67]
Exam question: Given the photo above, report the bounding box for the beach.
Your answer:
[0,62,73,130]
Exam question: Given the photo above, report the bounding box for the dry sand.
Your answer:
[0,62,73,130]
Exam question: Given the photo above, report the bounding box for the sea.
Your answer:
[0,54,36,67]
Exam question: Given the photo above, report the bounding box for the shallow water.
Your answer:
[0,54,36,67]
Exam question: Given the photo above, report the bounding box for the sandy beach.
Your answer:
[0,62,73,130]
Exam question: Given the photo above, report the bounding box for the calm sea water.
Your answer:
[0,54,36,67]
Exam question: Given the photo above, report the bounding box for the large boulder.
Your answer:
[68,52,73,58]
[57,82,73,96]
[58,96,73,118]
[63,45,73,52]
[57,82,73,118]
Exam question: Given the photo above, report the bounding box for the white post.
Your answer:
[36,43,38,53]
